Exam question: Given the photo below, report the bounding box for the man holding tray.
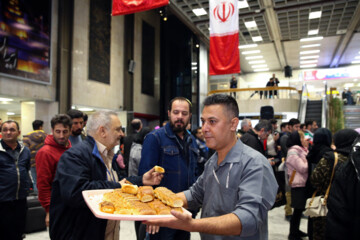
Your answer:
[145,94,278,240]
[49,110,163,240]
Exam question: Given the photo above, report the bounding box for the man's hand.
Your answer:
[144,209,193,232]
[45,212,50,227]
[268,157,275,166]
[142,167,164,186]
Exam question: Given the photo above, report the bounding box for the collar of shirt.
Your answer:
[95,140,114,166]
[1,140,20,151]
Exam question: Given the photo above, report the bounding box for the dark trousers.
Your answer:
[289,208,305,236]
[0,198,27,240]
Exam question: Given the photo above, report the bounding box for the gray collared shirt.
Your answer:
[184,140,278,240]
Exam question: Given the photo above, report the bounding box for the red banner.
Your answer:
[209,0,240,75]
[112,0,169,16]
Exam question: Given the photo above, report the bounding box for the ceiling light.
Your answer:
[355,56,360,60]
[352,60,360,64]
[241,50,261,55]
[308,29,319,35]
[251,64,268,68]
[0,97,13,101]
[238,44,258,49]
[191,62,198,65]
[254,68,269,72]
[309,11,322,19]
[248,60,265,64]
[78,108,94,112]
[301,44,321,48]
[238,0,249,9]
[336,29,346,35]
[300,36,323,42]
[252,36,263,42]
[300,60,318,64]
[300,50,320,55]
[192,8,207,16]
[300,64,317,68]
[7,112,15,115]
[353,79,358,82]
[300,55,319,60]
[245,21,257,30]
[245,55,263,60]
[191,67,197,70]
[344,83,354,88]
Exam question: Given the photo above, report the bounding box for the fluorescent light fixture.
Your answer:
[191,62,198,65]
[300,55,319,60]
[300,50,320,55]
[336,29,346,35]
[245,21,257,29]
[78,108,94,112]
[248,60,265,64]
[353,79,358,82]
[252,36,263,42]
[0,97,13,101]
[309,11,322,19]
[300,64,317,68]
[241,50,261,55]
[238,0,249,9]
[245,55,263,60]
[238,44,258,49]
[251,64,268,68]
[192,8,207,16]
[308,29,319,35]
[344,83,354,88]
[300,36,323,42]
[300,60,318,64]
[7,112,15,115]
[352,60,360,64]
[254,68,269,72]
[355,56,360,60]
[191,67,197,70]
[301,44,321,48]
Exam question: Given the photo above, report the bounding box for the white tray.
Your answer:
[82,189,189,221]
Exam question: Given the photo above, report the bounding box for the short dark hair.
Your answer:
[1,120,20,131]
[280,122,288,129]
[305,119,314,128]
[131,119,142,131]
[32,120,44,130]
[254,119,273,132]
[51,114,72,129]
[67,109,84,119]
[270,119,277,125]
[300,123,306,129]
[203,94,239,118]
[83,113,88,122]
[191,127,201,136]
[168,97,192,113]
[288,118,300,126]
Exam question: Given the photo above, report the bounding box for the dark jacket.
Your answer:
[0,140,31,202]
[240,129,265,156]
[49,136,142,240]
[138,122,198,193]
[326,138,360,240]
[22,130,47,167]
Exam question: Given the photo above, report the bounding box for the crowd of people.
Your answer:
[0,94,359,240]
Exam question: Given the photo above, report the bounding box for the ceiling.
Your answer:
[168,0,360,73]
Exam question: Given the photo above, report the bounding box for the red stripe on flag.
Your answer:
[209,32,240,75]
[112,0,169,16]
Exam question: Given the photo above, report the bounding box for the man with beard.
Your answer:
[50,111,163,240]
[36,114,72,227]
[67,109,85,146]
[139,97,199,240]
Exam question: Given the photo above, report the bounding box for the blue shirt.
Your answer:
[184,140,278,240]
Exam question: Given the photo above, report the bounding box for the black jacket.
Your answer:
[240,129,265,156]
[50,136,142,240]
[326,139,360,240]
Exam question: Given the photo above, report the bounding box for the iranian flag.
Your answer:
[209,0,240,75]
[112,0,169,16]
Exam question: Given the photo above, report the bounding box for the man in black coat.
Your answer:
[241,119,272,156]
[123,118,142,176]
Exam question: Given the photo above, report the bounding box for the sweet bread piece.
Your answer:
[137,186,154,202]
[131,201,156,215]
[154,165,165,173]
[154,187,183,208]
[148,199,171,215]
[121,183,138,195]
[100,201,115,214]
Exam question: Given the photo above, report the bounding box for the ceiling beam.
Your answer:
[330,1,360,67]
[261,0,287,69]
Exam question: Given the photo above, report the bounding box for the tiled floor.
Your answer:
[24,206,308,240]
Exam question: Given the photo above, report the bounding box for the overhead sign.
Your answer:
[303,66,360,81]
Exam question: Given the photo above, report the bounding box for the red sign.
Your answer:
[112,0,169,15]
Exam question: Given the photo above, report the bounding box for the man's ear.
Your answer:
[230,117,239,131]
[99,126,107,138]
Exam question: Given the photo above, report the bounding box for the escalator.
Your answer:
[305,100,322,126]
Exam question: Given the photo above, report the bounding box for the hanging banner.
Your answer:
[209,0,240,75]
[112,0,169,16]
